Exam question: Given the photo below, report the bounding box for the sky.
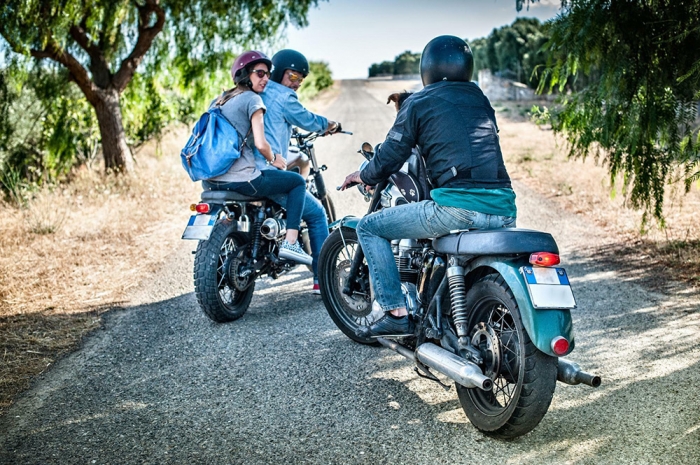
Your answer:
[282,0,562,79]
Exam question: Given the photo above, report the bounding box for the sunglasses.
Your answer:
[251,69,271,79]
[287,71,304,83]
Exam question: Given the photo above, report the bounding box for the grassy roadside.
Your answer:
[0,126,200,414]
[496,101,700,289]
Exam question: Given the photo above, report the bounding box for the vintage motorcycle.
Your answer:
[182,127,350,323]
[318,142,601,439]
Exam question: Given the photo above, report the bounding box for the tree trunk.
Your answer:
[92,89,134,174]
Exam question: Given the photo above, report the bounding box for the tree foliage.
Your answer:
[297,61,334,102]
[368,51,420,78]
[537,0,700,223]
[471,18,550,88]
[0,0,321,184]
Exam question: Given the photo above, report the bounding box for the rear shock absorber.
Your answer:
[447,260,470,343]
[250,207,265,260]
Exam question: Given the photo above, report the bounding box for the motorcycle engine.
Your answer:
[393,239,422,284]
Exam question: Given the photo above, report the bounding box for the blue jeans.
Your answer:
[202,170,306,230]
[356,200,516,312]
[269,191,329,280]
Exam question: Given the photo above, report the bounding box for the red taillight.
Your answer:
[551,336,570,356]
[529,252,560,267]
[195,203,211,214]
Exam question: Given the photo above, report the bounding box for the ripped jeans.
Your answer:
[356,200,516,313]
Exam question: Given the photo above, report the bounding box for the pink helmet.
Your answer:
[231,50,272,86]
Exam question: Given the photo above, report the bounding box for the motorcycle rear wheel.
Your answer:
[318,227,378,345]
[194,220,255,323]
[456,273,557,439]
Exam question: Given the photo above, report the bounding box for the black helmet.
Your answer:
[270,49,310,83]
[419,35,473,86]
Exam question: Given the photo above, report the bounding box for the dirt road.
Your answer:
[1,80,699,464]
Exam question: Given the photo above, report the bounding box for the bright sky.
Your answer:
[283,0,562,79]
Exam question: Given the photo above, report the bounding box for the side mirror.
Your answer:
[359,142,374,160]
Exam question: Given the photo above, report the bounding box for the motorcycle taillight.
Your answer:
[529,252,560,267]
[195,203,211,214]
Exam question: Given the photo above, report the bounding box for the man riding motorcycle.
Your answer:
[340,35,517,337]
[255,49,341,294]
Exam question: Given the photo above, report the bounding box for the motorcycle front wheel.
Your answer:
[318,227,378,345]
[456,273,557,439]
[193,220,255,323]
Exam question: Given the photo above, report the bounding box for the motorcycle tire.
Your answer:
[456,273,557,439]
[318,227,378,345]
[193,220,255,323]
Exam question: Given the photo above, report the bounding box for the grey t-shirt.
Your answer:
[209,90,266,183]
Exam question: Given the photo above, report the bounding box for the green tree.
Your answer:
[297,61,334,102]
[368,61,394,77]
[470,18,548,88]
[0,0,321,174]
[535,0,700,223]
[393,51,420,75]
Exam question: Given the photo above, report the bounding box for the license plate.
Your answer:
[520,266,576,309]
[182,214,216,240]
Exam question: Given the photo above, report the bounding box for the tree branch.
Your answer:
[30,39,98,104]
[112,0,165,93]
[70,24,112,88]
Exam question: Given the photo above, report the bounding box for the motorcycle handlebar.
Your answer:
[336,181,359,191]
[292,125,352,143]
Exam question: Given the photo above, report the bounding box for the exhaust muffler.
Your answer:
[260,218,286,240]
[377,339,492,391]
[557,358,601,388]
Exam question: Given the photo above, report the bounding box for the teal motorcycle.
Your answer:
[318,143,600,439]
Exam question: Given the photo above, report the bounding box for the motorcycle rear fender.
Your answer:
[328,216,361,231]
[464,256,575,357]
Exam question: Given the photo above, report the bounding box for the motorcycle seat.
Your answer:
[200,190,266,203]
[432,228,559,255]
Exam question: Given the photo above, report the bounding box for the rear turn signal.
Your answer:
[529,252,560,267]
[551,336,570,356]
[195,203,211,214]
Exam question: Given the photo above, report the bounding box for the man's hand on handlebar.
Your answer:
[338,170,363,191]
[324,121,341,135]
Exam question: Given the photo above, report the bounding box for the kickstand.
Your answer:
[414,366,451,391]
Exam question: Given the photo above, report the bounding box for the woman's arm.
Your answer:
[251,109,285,169]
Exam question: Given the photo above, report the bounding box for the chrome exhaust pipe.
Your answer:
[557,358,602,388]
[377,339,492,391]
[260,218,286,240]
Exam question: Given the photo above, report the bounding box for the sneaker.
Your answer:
[312,283,321,295]
[355,313,414,338]
[278,240,313,266]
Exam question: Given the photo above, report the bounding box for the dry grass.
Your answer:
[496,100,700,287]
[0,125,199,413]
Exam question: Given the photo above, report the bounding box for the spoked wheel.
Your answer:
[193,220,255,323]
[318,227,380,345]
[456,273,557,439]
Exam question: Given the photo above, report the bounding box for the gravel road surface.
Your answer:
[1,80,699,464]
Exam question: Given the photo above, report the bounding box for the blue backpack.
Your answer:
[180,105,250,182]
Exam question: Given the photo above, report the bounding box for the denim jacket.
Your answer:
[254,80,328,170]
